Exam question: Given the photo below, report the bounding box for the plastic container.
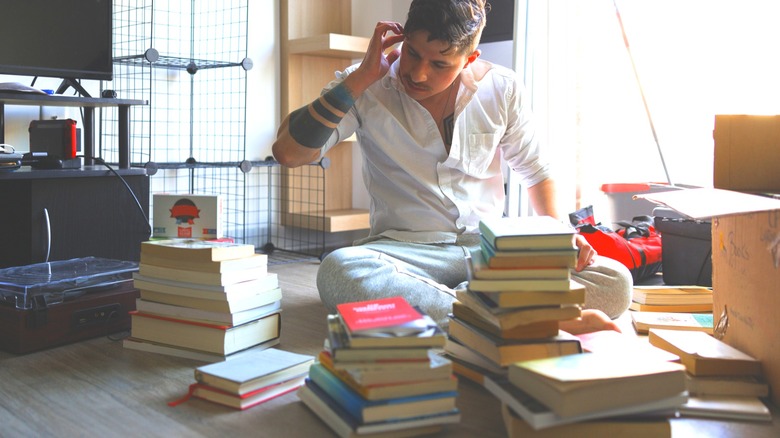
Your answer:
[0,257,138,309]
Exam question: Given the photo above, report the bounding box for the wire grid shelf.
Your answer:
[102,0,325,264]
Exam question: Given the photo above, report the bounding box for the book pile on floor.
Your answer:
[498,351,688,437]
[297,296,461,438]
[445,216,585,382]
[648,328,772,422]
[123,239,283,362]
[169,347,314,410]
[629,285,713,313]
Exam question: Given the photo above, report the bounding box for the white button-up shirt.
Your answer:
[322,60,551,244]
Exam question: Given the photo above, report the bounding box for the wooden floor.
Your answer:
[0,260,779,437]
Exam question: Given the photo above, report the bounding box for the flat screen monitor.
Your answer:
[0,0,113,96]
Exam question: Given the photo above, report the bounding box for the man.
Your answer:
[273,0,631,333]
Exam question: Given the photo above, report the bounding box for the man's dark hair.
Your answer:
[404,0,490,55]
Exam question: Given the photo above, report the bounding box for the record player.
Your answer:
[0,257,140,354]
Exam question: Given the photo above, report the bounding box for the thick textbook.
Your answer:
[194,347,314,395]
[140,239,255,262]
[647,328,762,377]
[631,311,714,334]
[508,352,687,418]
[297,382,460,438]
[307,363,457,423]
[479,216,576,251]
[448,317,582,367]
[129,310,281,355]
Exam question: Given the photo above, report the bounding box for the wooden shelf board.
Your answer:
[282,209,370,233]
[288,33,369,58]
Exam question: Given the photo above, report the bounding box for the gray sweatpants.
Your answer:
[317,236,633,327]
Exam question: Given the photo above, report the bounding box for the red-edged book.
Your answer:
[336,297,429,337]
[170,376,306,410]
[128,310,281,355]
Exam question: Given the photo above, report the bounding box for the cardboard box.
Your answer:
[638,188,780,406]
[714,115,780,194]
[153,193,223,239]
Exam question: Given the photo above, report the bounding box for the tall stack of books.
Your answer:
[123,239,283,362]
[648,328,772,422]
[297,296,461,438]
[445,215,585,381]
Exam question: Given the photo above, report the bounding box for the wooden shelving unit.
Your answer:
[279,0,370,233]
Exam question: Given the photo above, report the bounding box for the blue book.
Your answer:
[307,363,457,423]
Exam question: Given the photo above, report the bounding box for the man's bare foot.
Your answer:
[560,309,621,335]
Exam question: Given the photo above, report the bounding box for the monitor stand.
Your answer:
[55,78,92,98]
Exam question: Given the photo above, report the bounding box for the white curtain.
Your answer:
[513,0,780,222]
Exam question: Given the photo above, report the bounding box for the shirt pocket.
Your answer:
[461,133,500,176]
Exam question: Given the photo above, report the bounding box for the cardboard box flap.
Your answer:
[635,188,780,220]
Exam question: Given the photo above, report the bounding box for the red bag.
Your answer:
[569,207,662,282]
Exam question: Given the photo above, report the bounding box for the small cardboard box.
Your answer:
[714,115,780,194]
[152,193,223,239]
[638,188,780,406]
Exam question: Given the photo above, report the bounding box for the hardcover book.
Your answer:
[194,347,315,395]
[129,310,281,355]
[647,328,762,377]
[508,352,687,418]
[631,311,714,334]
[479,216,576,251]
[447,317,582,367]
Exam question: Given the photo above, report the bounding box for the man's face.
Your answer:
[398,30,476,102]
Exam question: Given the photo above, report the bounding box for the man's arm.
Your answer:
[272,21,404,168]
[527,177,595,271]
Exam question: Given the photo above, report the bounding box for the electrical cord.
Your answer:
[90,156,152,239]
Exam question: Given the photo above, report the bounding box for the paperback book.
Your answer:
[631,311,714,334]
[122,337,280,363]
[140,238,255,262]
[632,286,712,306]
[184,376,305,410]
[134,297,281,326]
[336,296,429,337]
[480,237,578,269]
[468,249,571,281]
[460,286,586,310]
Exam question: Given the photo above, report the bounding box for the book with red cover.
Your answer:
[170,377,305,410]
[336,297,427,337]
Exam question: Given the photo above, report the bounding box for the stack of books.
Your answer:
[123,239,283,361]
[629,285,713,313]
[499,351,689,435]
[648,328,772,422]
[445,216,584,380]
[170,347,315,410]
[297,297,461,438]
